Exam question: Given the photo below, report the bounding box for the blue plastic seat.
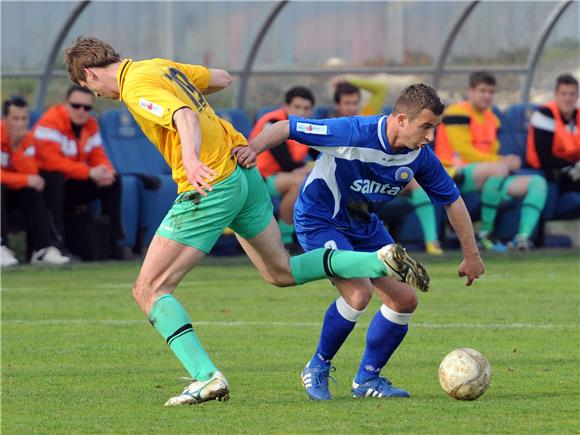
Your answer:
[500,104,537,158]
[313,106,332,119]
[255,105,279,122]
[214,108,253,138]
[99,108,177,248]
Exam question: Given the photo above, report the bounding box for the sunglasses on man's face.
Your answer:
[69,102,93,111]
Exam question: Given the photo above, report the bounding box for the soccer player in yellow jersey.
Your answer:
[64,36,431,406]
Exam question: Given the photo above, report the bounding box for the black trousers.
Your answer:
[1,184,53,251]
[42,172,125,242]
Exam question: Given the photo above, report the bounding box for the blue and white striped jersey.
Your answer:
[289,115,460,231]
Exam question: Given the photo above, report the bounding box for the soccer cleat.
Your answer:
[164,371,230,406]
[425,241,444,256]
[301,364,336,401]
[508,234,533,251]
[352,376,410,399]
[31,246,71,265]
[377,244,430,292]
[478,235,507,253]
[1,245,19,267]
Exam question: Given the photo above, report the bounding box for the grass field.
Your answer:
[2,249,579,434]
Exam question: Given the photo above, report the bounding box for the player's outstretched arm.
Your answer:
[444,196,485,286]
[174,108,217,196]
[233,120,291,168]
[203,69,233,95]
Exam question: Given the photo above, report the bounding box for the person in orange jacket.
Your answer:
[251,87,316,248]
[527,74,580,192]
[33,85,125,257]
[1,96,71,266]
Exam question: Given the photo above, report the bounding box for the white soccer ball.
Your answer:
[438,348,491,400]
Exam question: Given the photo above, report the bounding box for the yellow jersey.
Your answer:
[117,58,247,193]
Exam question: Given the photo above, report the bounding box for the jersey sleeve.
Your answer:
[288,115,362,148]
[123,83,190,132]
[415,147,460,205]
[175,63,212,91]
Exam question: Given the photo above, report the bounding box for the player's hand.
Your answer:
[502,154,521,172]
[330,75,348,88]
[231,146,256,168]
[292,165,311,176]
[90,165,115,187]
[184,159,217,196]
[27,174,45,191]
[457,255,485,286]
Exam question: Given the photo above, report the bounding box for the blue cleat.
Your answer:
[301,364,336,401]
[352,376,410,399]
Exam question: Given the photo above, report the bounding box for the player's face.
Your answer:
[555,84,578,116]
[336,93,360,117]
[66,91,94,125]
[4,105,29,142]
[468,83,495,112]
[400,109,441,150]
[80,69,119,99]
[285,97,313,118]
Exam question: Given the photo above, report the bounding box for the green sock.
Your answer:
[410,187,438,242]
[278,219,294,244]
[517,175,547,237]
[148,294,217,381]
[290,248,388,285]
[480,176,504,234]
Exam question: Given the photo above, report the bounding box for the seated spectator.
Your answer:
[331,76,443,254]
[251,86,315,249]
[33,85,125,258]
[527,73,580,192]
[330,75,388,117]
[1,96,71,266]
[435,71,548,251]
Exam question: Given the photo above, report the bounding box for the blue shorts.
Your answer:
[296,222,395,253]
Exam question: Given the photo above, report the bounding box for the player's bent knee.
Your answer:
[346,289,373,311]
[395,287,419,313]
[266,271,295,287]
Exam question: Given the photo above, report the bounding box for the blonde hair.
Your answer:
[64,36,121,84]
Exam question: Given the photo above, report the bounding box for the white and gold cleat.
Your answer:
[164,371,230,406]
[377,244,430,292]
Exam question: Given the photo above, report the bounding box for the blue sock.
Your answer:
[309,297,365,368]
[355,305,411,383]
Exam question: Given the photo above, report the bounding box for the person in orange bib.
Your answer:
[1,96,71,266]
[251,86,316,248]
[527,74,579,193]
[33,85,125,257]
[435,71,548,251]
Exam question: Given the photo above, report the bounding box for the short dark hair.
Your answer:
[334,82,360,103]
[2,96,28,117]
[66,84,94,99]
[64,36,121,84]
[285,86,315,106]
[392,83,445,120]
[469,71,496,88]
[556,74,578,92]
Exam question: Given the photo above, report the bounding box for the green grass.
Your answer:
[2,250,579,434]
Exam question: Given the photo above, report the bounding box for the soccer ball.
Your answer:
[438,348,491,400]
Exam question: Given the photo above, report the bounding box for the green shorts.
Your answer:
[265,175,280,198]
[459,163,479,193]
[156,166,274,253]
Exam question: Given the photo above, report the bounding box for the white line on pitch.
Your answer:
[1,319,576,329]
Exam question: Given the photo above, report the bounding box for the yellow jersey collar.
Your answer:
[117,58,133,100]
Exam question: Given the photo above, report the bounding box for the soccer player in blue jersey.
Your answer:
[235,83,485,400]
